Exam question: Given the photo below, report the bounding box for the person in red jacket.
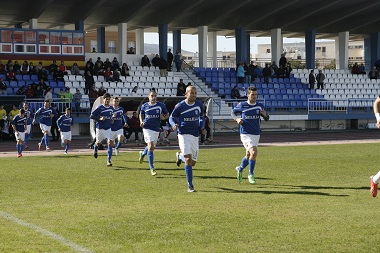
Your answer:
[125,111,142,142]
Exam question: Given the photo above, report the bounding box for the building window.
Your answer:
[62,32,73,44]
[50,32,61,44]
[25,31,36,43]
[39,31,49,44]
[73,32,83,45]
[108,41,116,53]
[13,31,24,43]
[1,30,12,43]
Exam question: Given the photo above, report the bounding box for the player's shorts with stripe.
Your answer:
[15,131,25,142]
[111,129,124,140]
[40,123,51,133]
[240,134,260,151]
[96,128,112,143]
[143,128,159,146]
[60,131,72,141]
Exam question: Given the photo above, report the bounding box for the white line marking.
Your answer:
[0,211,93,253]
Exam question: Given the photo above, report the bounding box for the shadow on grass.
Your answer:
[217,187,349,197]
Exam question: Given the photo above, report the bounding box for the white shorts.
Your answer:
[111,129,124,140]
[143,129,159,146]
[96,128,112,143]
[240,134,260,151]
[60,131,72,141]
[40,124,51,133]
[178,134,199,161]
[15,132,25,142]
[26,125,31,134]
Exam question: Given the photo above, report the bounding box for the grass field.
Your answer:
[0,143,379,253]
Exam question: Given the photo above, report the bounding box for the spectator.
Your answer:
[98,85,106,97]
[13,61,21,74]
[167,49,173,71]
[25,85,35,98]
[54,68,65,82]
[111,57,120,71]
[37,67,48,81]
[44,87,53,102]
[200,107,211,144]
[85,58,94,75]
[121,63,130,77]
[236,62,245,83]
[88,85,98,108]
[369,66,379,79]
[279,54,287,69]
[73,89,82,117]
[239,87,247,99]
[103,58,112,70]
[20,61,29,75]
[285,63,292,78]
[50,104,61,142]
[0,78,7,95]
[127,47,134,54]
[244,61,252,84]
[125,111,142,142]
[152,54,160,67]
[28,62,36,76]
[176,79,186,96]
[113,69,121,82]
[309,70,315,89]
[104,67,114,82]
[95,57,104,68]
[71,63,81,75]
[174,49,182,72]
[141,55,151,67]
[359,64,366,75]
[0,60,5,74]
[34,85,44,98]
[63,87,74,109]
[351,62,359,74]
[91,47,97,53]
[5,60,12,72]
[6,69,17,81]
[231,85,240,99]
[93,61,104,76]
[38,78,48,91]
[159,58,168,77]
[59,61,68,75]
[35,62,43,73]
[316,69,325,90]
[49,60,58,76]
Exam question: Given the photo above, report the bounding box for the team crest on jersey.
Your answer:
[195,110,198,115]
[156,109,159,114]
[256,109,260,114]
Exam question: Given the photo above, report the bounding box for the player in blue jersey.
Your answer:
[11,108,27,157]
[169,85,205,192]
[231,86,269,184]
[90,93,114,166]
[138,90,169,176]
[23,101,33,149]
[32,100,57,151]
[57,107,74,155]
[111,97,127,156]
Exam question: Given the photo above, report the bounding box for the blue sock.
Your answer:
[179,153,185,162]
[148,151,154,169]
[184,165,193,187]
[20,144,23,153]
[248,160,256,175]
[94,145,98,153]
[65,144,70,152]
[40,136,45,146]
[116,141,121,149]
[107,146,113,162]
[142,146,148,157]
[24,133,28,145]
[16,144,20,153]
[239,156,249,171]
[44,134,49,147]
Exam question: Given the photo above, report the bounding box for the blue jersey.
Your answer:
[12,115,27,132]
[140,101,169,132]
[24,109,33,125]
[231,101,269,135]
[34,106,57,126]
[169,100,204,137]
[56,114,74,132]
[111,106,127,131]
[90,105,114,130]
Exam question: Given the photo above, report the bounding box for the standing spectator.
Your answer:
[0,60,5,74]
[32,100,57,151]
[0,104,7,138]
[57,107,74,155]
[73,89,82,117]
[309,70,315,89]
[244,61,252,84]
[167,49,173,71]
[23,102,33,149]
[0,78,7,95]
[369,66,378,80]
[141,55,151,67]
[316,70,325,90]
[174,49,182,72]
[200,107,211,144]
[125,111,142,142]
[176,79,186,96]
[232,86,269,184]
[279,54,287,69]
[359,64,366,75]
[63,87,74,109]
[262,64,271,85]
[121,63,130,77]
[237,62,245,83]
[138,90,169,176]
[159,58,168,77]
[44,87,53,102]
[169,86,206,192]
[285,63,293,78]
[11,108,27,157]
[85,58,94,75]
[84,70,94,95]
[71,63,81,75]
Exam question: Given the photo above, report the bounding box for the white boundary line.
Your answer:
[0,211,93,253]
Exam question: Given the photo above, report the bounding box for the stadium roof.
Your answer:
[2,0,380,40]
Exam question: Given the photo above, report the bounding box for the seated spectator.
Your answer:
[25,85,35,98]
[54,68,65,82]
[93,61,104,76]
[111,57,120,71]
[71,63,81,75]
[20,61,29,75]
[176,79,186,96]
[121,63,130,77]
[89,85,98,108]
[28,62,36,76]
[127,47,134,54]
[231,85,240,99]
[34,85,44,98]
[98,85,106,97]
[0,78,7,95]
[152,54,160,67]
[104,67,114,82]
[113,69,121,82]
[239,87,247,99]
[59,61,68,75]
[38,78,48,91]
[91,47,97,53]
[37,67,48,81]
[369,66,379,79]
[285,63,292,78]
[125,111,142,142]
[351,62,359,74]
[6,69,17,81]
[359,64,366,75]
[35,62,43,73]
[103,58,112,70]
[49,60,58,76]
[13,61,21,74]
[6,60,12,72]
[0,60,5,74]
[141,55,151,67]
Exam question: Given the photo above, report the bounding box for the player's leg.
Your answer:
[107,138,113,166]
[247,146,258,184]
[370,170,380,197]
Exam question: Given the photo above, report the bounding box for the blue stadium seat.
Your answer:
[6,87,14,94]
[218,83,225,89]
[225,88,231,95]
[224,83,231,89]
[23,75,31,81]
[58,82,65,88]
[218,89,225,96]
[211,83,218,91]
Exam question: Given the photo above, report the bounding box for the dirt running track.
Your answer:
[0,130,380,158]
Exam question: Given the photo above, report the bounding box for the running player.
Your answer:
[32,100,57,151]
[11,108,27,157]
[111,97,127,155]
[57,107,74,155]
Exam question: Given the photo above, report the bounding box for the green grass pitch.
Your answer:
[0,143,378,252]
